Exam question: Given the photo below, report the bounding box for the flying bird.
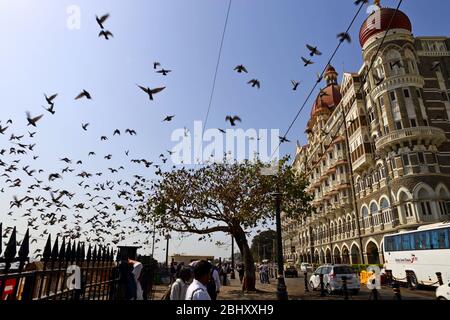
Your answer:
[75,90,92,100]
[26,112,44,127]
[291,80,300,91]
[137,85,166,101]
[234,65,248,73]
[99,30,114,40]
[337,32,351,43]
[163,115,175,122]
[301,57,314,67]
[153,62,161,70]
[248,79,260,89]
[96,13,110,29]
[156,69,171,76]
[82,123,90,131]
[306,44,322,56]
[44,93,58,105]
[225,116,241,126]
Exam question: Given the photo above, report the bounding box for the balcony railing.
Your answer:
[375,126,446,151]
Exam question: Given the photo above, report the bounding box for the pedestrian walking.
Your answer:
[129,259,144,300]
[206,262,221,300]
[170,267,192,300]
[237,263,245,284]
[185,260,212,300]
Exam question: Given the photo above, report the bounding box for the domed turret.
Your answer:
[359,1,412,47]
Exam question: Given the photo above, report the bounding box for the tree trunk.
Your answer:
[233,226,256,292]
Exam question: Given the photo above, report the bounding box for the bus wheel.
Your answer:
[409,272,418,289]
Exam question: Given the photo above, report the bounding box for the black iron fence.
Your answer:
[0,224,155,301]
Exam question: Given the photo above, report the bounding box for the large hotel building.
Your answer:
[282,3,450,265]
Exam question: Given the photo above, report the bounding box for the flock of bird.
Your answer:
[1,1,388,257]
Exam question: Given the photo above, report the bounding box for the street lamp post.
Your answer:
[165,234,171,269]
[273,191,288,300]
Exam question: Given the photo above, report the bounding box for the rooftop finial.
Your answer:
[374,0,381,7]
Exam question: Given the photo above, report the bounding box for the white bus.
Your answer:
[383,222,450,288]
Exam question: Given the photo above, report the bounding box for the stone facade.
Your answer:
[282,5,450,266]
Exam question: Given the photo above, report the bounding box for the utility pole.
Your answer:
[274,191,288,300]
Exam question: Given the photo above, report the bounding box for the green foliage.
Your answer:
[250,230,277,262]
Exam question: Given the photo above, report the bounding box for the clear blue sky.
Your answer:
[1,0,449,262]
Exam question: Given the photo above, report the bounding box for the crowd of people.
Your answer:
[164,260,246,300]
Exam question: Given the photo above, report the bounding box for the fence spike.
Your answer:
[59,237,66,262]
[18,229,30,260]
[86,244,92,262]
[4,226,17,263]
[71,241,76,262]
[81,243,86,262]
[42,234,52,262]
[76,242,82,262]
[51,237,59,261]
[98,245,103,262]
[92,245,98,263]
[65,239,72,262]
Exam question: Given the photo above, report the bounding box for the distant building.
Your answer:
[283,2,450,265]
[170,254,215,266]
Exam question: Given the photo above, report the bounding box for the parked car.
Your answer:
[436,282,450,300]
[309,264,360,295]
[300,263,313,273]
[285,265,298,278]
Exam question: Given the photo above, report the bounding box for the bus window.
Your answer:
[431,231,440,249]
[385,237,394,252]
[402,234,414,251]
[438,228,449,249]
[394,236,402,251]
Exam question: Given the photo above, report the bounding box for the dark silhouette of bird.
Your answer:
[234,65,248,73]
[101,136,108,141]
[96,13,110,29]
[75,90,92,100]
[0,125,8,135]
[99,30,114,40]
[153,62,161,70]
[390,60,403,69]
[306,44,322,56]
[137,85,166,101]
[44,93,58,105]
[248,79,260,89]
[291,80,300,91]
[125,129,137,136]
[316,72,323,83]
[156,69,171,76]
[301,57,314,67]
[28,131,36,138]
[43,104,56,115]
[163,115,175,122]
[26,112,44,127]
[225,116,241,126]
[113,129,121,136]
[82,123,89,131]
[337,32,351,43]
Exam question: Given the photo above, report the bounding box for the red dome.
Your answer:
[359,7,412,47]
[310,84,342,118]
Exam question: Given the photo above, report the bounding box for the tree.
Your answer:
[138,158,312,291]
[251,230,277,263]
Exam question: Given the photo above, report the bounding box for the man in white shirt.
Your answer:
[185,260,212,300]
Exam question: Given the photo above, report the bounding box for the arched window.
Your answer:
[386,49,403,75]
[380,198,390,210]
[418,188,433,216]
[362,207,369,217]
[370,202,379,214]
[405,49,417,74]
